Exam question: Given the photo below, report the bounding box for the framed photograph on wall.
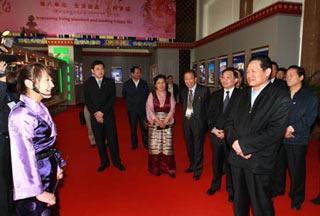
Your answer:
[111,67,123,83]
[251,46,269,58]
[192,62,197,73]
[233,51,245,70]
[149,64,158,83]
[208,59,215,86]
[218,55,228,75]
[74,62,84,85]
[199,61,206,84]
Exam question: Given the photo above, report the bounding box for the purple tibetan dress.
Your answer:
[146,91,176,176]
[8,95,65,216]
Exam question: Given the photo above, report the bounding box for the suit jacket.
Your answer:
[283,86,318,146]
[272,78,287,90]
[225,83,290,174]
[0,81,17,133]
[84,76,116,118]
[122,78,149,113]
[181,84,210,129]
[207,88,241,130]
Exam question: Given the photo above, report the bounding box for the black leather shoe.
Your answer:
[115,164,126,171]
[228,195,234,202]
[169,173,176,178]
[206,188,219,196]
[291,205,301,211]
[291,203,301,211]
[184,167,193,173]
[193,175,200,181]
[310,195,320,205]
[131,145,138,150]
[97,165,107,172]
[272,191,285,197]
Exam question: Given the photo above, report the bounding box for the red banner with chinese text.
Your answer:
[0,0,176,38]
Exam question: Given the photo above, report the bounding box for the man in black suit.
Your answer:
[84,60,125,172]
[166,75,179,102]
[181,70,210,180]
[225,56,290,216]
[271,61,287,89]
[207,67,241,200]
[122,66,149,150]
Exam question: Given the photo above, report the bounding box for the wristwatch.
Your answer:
[0,70,5,78]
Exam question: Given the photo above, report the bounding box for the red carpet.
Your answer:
[54,99,320,216]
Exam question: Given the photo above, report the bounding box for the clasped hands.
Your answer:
[232,140,252,160]
[211,127,225,139]
[94,111,104,123]
[155,117,169,128]
[35,168,64,207]
[284,125,295,138]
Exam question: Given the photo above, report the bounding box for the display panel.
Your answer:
[75,63,83,85]
[111,67,123,83]
[233,52,245,70]
[251,46,269,58]
[199,62,206,84]
[192,63,197,73]
[208,59,215,86]
[219,56,228,74]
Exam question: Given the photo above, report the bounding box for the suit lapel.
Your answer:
[218,90,224,112]
[193,85,200,107]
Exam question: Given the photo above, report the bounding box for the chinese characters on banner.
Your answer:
[0,0,176,38]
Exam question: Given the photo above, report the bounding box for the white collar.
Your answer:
[224,87,235,96]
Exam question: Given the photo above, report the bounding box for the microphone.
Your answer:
[32,86,53,97]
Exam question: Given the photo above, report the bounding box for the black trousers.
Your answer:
[274,144,307,206]
[209,134,233,196]
[91,113,121,166]
[231,166,274,216]
[183,117,206,176]
[0,135,15,216]
[272,144,286,195]
[128,111,148,148]
[15,196,58,216]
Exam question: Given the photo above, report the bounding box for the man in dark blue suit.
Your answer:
[122,66,149,150]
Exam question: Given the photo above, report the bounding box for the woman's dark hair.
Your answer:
[153,74,166,85]
[16,63,50,94]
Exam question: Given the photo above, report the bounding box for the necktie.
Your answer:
[188,89,193,109]
[223,91,230,112]
[98,80,102,88]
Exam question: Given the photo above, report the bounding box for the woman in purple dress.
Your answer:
[8,63,65,216]
[146,74,176,177]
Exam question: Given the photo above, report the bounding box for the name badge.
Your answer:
[7,101,16,110]
[185,107,193,117]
